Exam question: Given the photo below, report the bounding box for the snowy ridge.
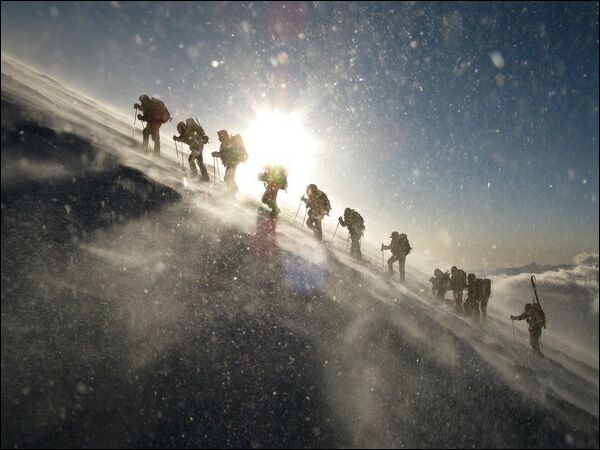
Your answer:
[1,54,598,448]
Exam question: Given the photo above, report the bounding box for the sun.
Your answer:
[235,110,320,204]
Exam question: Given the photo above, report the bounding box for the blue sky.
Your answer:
[2,1,598,268]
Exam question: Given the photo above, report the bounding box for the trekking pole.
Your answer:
[293,199,302,225]
[511,319,516,343]
[216,158,221,179]
[381,248,385,270]
[131,109,137,140]
[301,207,307,229]
[174,141,180,167]
[330,222,340,244]
[345,233,350,252]
[213,157,216,184]
[178,144,185,170]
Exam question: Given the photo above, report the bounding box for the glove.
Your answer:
[381,244,385,251]
[301,195,307,203]
[338,217,343,224]
[133,103,140,110]
[211,151,220,157]
[173,135,179,141]
[137,114,144,121]
[510,315,516,320]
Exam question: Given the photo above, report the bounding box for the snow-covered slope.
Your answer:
[1,55,598,448]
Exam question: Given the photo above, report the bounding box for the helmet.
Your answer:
[217,129,229,139]
[177,122,186,134]
[344,208,352,216]
[307,184,317,193]
[390,231,400,238]
[139,94,150,103]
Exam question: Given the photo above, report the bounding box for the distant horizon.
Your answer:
[2,1,598,268]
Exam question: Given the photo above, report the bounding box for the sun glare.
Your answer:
[236,110,319,203]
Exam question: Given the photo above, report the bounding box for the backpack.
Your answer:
[483,278,491,297]
[186,119,208,145]
[149,98,171,123]
[276,167,288,190]
[432,271,449,293]
[475,279,485,302]
[401,236,412,255]
[231,134,248,163]
[261,166,287,190]
[318,191,331,215]
[458,269,467,289]
[186,118,205,136]
[442,272,451,290]
[529,303,546,328]
[353,210,365,231]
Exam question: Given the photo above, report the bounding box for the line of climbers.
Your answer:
[429,267,491,320]
[133,95,248,192]
[133,94,546,356]
[429,267,547,356]
[131,93,410,281]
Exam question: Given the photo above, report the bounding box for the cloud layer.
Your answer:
[489,253,599,361]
